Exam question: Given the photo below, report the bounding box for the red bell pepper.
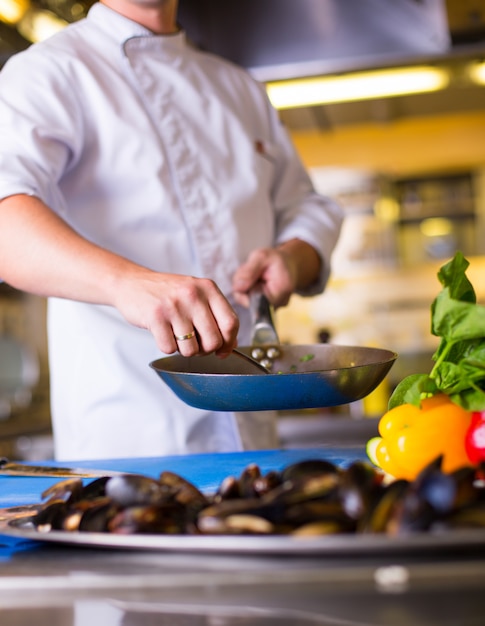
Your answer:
[465,411,485,465]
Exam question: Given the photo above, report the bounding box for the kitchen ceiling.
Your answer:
[0,0,484,130]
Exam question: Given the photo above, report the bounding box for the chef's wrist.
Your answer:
[276,238,322,291]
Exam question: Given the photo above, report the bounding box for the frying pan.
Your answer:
[150,291,397,412]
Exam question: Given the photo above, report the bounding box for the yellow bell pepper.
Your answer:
[367,394,473,481]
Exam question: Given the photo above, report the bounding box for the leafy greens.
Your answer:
[388,251,485,411]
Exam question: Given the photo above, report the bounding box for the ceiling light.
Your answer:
[266,66,450,110]
[469,60,485,86]
[374,197,400,222]
[0,0,29,24]
[420,217,453,238]
[17,8,67,43]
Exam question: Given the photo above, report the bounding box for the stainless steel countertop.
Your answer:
[1,545,485,625]
[1,449,484,626]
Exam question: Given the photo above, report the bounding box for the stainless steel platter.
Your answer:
[3,518,485,555]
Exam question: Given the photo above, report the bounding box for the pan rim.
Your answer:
[149,344,398,377]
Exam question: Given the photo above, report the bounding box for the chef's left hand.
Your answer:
[232,238,321,308]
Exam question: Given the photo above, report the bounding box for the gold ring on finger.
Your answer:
[175,331,196,341]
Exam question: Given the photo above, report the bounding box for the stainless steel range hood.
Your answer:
[1,0,483,128]
[178,0,452,82]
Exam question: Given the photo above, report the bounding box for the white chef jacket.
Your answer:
[0,3,343,461]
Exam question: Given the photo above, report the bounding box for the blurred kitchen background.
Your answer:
[1,0,485,458]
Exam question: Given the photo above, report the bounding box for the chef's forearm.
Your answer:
[0,194,135,303]
[276,238,322,292]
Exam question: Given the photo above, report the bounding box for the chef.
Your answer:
[0,0,343,461]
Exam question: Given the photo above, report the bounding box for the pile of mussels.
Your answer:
[28,457,485,536]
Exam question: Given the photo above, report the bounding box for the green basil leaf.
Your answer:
[449,388,485,411]
[446,338,485,366]
[436,250,476,303]
[391,252,485,412]
[431,289,485,342]
[461,342,485,364]
[433,361,479,394]
[388,374,435,409]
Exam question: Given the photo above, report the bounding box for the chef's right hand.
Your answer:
[114,270,240,358]
[0,195,238,358]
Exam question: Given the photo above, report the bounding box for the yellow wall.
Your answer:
[276,109,485,360]
[290,110,485,176]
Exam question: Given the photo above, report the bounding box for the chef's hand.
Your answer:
[115,271,240,358]
[0,195,239,359]
[232,238,322,308]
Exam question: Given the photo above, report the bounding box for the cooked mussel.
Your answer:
[23,455,485,539]
[108,501,188,535]
[105,474,174,507]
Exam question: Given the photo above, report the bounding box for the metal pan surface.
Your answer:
[3,518,485,556]
[150,344,397,412]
